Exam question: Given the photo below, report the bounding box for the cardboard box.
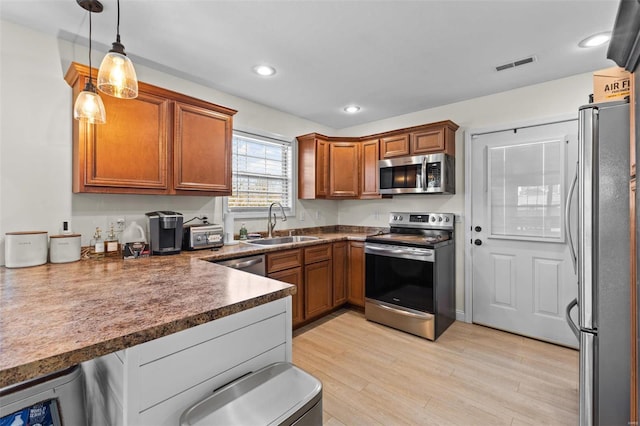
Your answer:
[593,66,631,102]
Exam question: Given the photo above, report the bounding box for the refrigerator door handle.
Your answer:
[565,161,578,274]
[565,297,580,340]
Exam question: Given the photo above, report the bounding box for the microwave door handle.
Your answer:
[565,161,578,274]
[421,157,427,189]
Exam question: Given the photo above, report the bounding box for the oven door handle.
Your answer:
[365,244,434,260]
[370,300,434,320]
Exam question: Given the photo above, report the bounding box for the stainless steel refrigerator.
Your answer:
[565,100,630,425]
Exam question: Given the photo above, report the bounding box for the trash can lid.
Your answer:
[180,362,322,426]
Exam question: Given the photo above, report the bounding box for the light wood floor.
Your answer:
[292,309,579,425]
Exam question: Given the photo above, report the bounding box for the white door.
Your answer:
[470,120,578,348]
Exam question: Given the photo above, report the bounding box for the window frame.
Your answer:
[223,129,297,220]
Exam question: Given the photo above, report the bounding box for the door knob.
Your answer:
[474,239,482,246]
[474,226,482,232]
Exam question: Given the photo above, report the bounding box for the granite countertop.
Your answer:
[0,229,373,388]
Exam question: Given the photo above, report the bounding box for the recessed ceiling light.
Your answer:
[578,32,611,48]
[253,65,276,76]
[344,105,361,113]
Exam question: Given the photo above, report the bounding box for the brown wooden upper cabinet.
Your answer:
[379,121,458,159]
[360,139,380,198]
[297,120,457,200]
[329,142,360,198]
[64,62,236,196]
[297,134,329,199]
[297,135,378,200]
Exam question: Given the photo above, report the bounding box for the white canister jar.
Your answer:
[5,231,48,268]
[49,234,82,263]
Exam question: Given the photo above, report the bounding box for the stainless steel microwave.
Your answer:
[378,153,455,195]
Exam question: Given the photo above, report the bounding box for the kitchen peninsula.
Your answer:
[0,230,370,424]
[0,252,296,389]
[0,229,369,382]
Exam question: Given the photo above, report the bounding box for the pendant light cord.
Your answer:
[88,7,93,85]
[116,0,121,44]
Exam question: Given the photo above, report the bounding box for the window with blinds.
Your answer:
[227,131,293,214]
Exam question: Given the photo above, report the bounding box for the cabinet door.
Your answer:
[348,241,365,307]
[411,127,445,154]
[305,260,333,319]
[173,102,232,194]
[360,139,380,198]
[329,142,360,198]
[316,140,329,197]
[269,267,304,326]
[333,242,348,306]
[380,134,410,159]
[77,85,171,193]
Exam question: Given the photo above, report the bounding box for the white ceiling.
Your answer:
[0,0,621,129]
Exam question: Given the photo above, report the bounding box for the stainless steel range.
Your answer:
[365,212,455,340]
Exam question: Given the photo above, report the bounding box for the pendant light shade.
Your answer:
[74,81,107,124]
[74,0,106,124]
[97,0,138,99]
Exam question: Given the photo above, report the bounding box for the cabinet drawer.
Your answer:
[137,313,286,411]
[304,243,332,264]
[267,249,303,273]
[138,345,286,426]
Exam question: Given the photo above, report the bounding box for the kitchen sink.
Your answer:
[242,236,321,246]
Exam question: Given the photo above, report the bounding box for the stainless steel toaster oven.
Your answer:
[182,224,224,250]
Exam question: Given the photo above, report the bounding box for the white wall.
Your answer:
[335,72,595,314]
[0,20,338,264]
[0,19,597,316]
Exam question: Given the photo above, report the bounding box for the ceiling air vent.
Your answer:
[495,56,537,72]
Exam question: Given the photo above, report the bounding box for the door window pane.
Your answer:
[489,138,565,241]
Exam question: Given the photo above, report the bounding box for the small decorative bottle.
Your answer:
[104,224,120,257]
[91,227,105,259]
[239,223,248,240]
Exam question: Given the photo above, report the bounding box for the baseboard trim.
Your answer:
[456,309,466,322]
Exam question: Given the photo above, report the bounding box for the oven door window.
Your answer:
[365,253,434,313]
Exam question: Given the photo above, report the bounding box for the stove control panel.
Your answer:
[388,212,454,229]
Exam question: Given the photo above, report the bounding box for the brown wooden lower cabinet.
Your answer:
[268,267,304,326]
[266,249,304,326]
[348,241,365,307]
[265,241,366,326]
[333,242,348,305]
[305,260,333,318]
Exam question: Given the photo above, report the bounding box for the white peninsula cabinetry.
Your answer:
[83,298,292,426]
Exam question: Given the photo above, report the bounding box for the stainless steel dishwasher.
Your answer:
[214,254,266,276]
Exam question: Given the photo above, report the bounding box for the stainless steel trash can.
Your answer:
[0,365,86,426]
[179,362,322,426]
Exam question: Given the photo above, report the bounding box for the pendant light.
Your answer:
[97,0,138,99]
[74,0,106,124]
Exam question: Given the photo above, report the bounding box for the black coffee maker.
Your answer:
[145,211,183,255]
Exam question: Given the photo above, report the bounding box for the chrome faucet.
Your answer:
[267,202,287,238]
